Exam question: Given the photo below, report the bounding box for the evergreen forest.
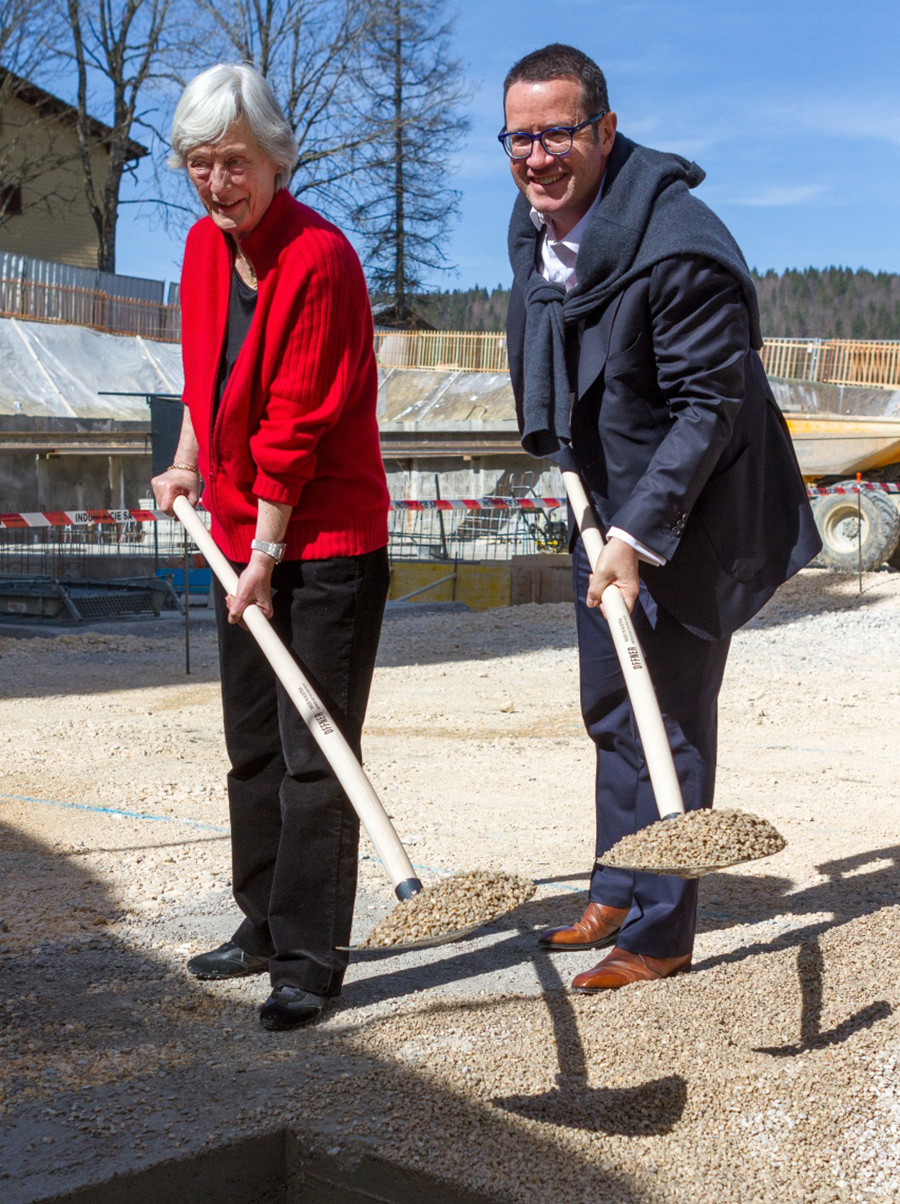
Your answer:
[412,269,900,339]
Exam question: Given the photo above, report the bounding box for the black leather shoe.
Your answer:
[259,986,325,1031]
[187,940,269,980]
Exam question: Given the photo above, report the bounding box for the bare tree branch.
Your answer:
[54,0,185,270]
[187,0,395,221]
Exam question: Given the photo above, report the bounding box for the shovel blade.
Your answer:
[606,854,763,879]
[337,918,489,957]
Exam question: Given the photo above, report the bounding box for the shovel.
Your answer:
[563,471,764,878]
[563,470,685,822]
[173,498,424,894]
[173,497,524,952]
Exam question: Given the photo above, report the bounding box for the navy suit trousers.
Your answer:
[573,539,731,957]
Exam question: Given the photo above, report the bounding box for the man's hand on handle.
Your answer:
[586,537,640,615]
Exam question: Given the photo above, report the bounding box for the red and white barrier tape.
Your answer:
[0,499,565,529]
[389,497,564,512]
[0,508,165,529]
[0,484,897,529]
[806,481,900,497]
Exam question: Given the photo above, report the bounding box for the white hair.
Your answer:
[169,64,298,190]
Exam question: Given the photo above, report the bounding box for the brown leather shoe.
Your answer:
[571,947,691,992]
[537,902,630,952]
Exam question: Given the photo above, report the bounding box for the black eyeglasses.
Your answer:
[498,113,608,160]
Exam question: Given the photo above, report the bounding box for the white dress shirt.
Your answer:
[530,192,667,567]
[531,186,603,292]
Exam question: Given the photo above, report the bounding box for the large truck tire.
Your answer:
[844,485,900,569]
[880,492,900,570]
[812,486,900,570]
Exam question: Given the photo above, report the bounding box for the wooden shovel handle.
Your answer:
[562,472,685,820]
[173,496,422,899]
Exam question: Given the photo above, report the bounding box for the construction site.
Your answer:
[1,266,900,1204]
[2,567,899,1204]
[3,305,900,615]
[1,0,898,1191]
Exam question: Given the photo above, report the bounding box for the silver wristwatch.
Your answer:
[250,538,287,563]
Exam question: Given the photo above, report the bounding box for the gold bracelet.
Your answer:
[168,462,200,474]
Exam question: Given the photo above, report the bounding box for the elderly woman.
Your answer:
[152,64,390,1031]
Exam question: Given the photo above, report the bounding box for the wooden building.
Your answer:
[0,71,147,270]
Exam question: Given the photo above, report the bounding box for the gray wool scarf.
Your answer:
[508,134,762,460]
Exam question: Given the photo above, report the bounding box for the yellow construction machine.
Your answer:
[786,413,900,569]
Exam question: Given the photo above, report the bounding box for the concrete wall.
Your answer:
[0,449,558,514]
[1,450,560,519]
[0,450,153,513]
[382,453,564,501]
[46,1127,499,1204]
[7,363,897,517]
[770,378,900,418]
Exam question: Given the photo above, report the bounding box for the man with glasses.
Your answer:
[502,44,819,992]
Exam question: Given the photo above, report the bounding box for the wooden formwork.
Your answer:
[388,555,573,611]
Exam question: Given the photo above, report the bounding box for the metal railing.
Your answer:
[2,274,899,390]
[388,501,566,561]
[374,328,508,373]
[374,329,900,390]
[0,276,181,342]
[0,513,199,578]
[0,504,563,571]
[760,338,900,389]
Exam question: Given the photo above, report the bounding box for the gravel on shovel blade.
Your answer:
[357,870,536,949]
[601,807,787,873]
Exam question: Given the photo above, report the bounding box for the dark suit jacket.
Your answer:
[508,255,821,639]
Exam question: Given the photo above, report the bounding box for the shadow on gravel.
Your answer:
[749,928,893,1057]
[376,609,578,669]
[351,845,900,1019]
[0,630,220,701]
[696,842,900,960]
[494,1075,688,1136]
[493,950,687,1136]
[343,888,591,1007]
[741,567,899,630]
[1,821,653,1204]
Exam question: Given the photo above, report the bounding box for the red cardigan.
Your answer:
[180,188,389,562]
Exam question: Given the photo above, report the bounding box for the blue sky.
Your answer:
[116,0,900,292]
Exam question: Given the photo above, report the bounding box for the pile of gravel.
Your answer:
[602,808,787,875]
[357,870,536,948]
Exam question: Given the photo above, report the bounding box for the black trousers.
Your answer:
[573,540,731,958]
[214,547,390,996]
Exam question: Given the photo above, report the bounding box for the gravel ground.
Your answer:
[1,567,899,1203]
